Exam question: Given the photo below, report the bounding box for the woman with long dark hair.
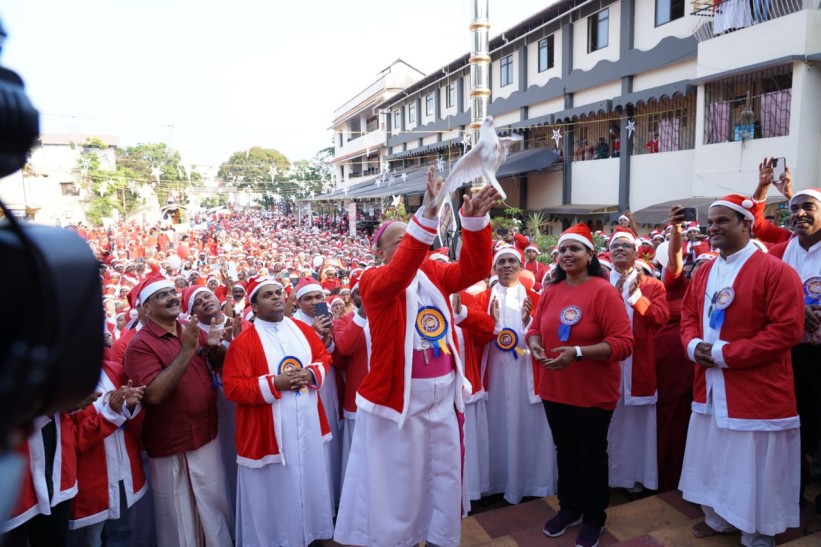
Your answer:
[526,223,633,547]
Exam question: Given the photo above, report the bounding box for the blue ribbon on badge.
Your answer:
[415,306,450,358]
[495,328,526,359]
[708,287,734,330]
[558,306,582,342]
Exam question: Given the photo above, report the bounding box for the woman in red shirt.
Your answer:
[526,223,633,547]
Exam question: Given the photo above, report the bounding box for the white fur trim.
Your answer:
[249,277,281,301]
[493,247,522,265]
[406,215,437,246]
[258,375,276,404]
[459,212,491,232]
[710,200,754,221]
[558,233,594,250]
[139,279,174,305]
[236,453,283,468]
[295,283,322,300]
[429,253,450,262]
[789,189,821,208]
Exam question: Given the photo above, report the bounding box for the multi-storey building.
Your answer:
[319,0,820,231]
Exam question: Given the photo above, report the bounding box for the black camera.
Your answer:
[0,17,102,469]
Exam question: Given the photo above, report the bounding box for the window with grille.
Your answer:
[704,65,792,144]
[394,110,401,130]
[447,82,456,108]
[425,94,434,116]
[500,55,513,87]
[634,93,697,154]
[408,103,417,124]
[538,35,555,72]
[571,112,620,162]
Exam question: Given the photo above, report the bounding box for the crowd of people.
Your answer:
[2,160,819,547]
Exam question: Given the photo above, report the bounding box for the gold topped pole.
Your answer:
[469,0,490,192]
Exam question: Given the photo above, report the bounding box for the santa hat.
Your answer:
[710,194,755,222]
[493,239,509,252]
[610,226,639,246]
[330,296,344,307]
[789,188,821,208]
[651,231,664,241]
[339,286,351,295]
[246,275,282,301]
[558,223,595,250]
[349,270,363,291]
[138,272,175,306]
[695,251,718,262]
[182,286,212,315]
[427,247,450,263]
[524,243,540,253]
[493,245,523,265]
[597,254,613,270]
[295,277,323,300]
[488,274,499,286]
[686,221,700,233]
[635,259,655,275]
[233,283,246,292]
[550,247,558,255]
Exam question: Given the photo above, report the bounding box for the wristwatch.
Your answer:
[574,346,583,361]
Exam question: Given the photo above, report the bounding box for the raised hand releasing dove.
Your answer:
[430,116,522,209]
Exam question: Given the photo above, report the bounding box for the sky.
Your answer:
[1,0,550,169]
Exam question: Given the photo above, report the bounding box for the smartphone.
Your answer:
[682,207,698,222]
[772,157,786,189]
[291,277,299,287]
[314,302,330,318]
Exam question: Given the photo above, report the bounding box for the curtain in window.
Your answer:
[760,89,791,138]
[708,102,730,143]
[658,118,681,152]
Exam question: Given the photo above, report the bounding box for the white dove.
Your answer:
[430,116,522,208]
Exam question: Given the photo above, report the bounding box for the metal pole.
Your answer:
[469,0,491,193]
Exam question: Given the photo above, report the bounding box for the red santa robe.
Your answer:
[69,362,147,530]
[524,260,548,292]
[222,316,334,546]
[607,271,668,491]
[334,210,491,547]
[3,414,78,533]
[679,242,804,538]
[476,283,557,504]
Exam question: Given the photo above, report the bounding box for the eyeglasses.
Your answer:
[151,290,179,301]
[609,242,635,251]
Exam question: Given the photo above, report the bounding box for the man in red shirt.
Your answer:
[124,273,233,547]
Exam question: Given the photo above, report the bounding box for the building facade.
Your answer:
[325,0,820,231]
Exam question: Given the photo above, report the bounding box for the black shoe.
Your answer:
[574,523,603,547]
[543,511,583,537]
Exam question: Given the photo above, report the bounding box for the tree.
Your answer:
[218,147,290,187]
[78,149,143,225]
[117,143,196,205]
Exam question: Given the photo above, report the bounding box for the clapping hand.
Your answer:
[542,347,576,370]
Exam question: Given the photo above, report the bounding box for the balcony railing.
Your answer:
[691,0,814,41]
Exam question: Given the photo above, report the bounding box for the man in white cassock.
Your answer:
[223,275,334,546]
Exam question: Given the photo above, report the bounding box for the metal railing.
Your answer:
[691,0,815,41]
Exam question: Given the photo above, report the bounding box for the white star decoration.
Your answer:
[391,195,401,208]
[79,158,91,174]
[461,133,472,153]
[626,119,636,140]
[551,129,562,148]
[436,157,446,173]
[151,165,162,183]
[401,172,408,183]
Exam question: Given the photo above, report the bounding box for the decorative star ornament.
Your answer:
[151,165,162,183]
[388,172,396,186]
[626,119,636,140]
[392,195,401,208]
[375,179,382,188]
[436,157,446,173]
[380,159,390,174]
[461,132,472,153]
[401,172,408,183]
[551,129,562,148]
[79,158,92,174]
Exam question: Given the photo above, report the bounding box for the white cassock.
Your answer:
[607,269,658,491]
[235,318,334,546]
[293,309,343,508]
[454,315,490,512]
[482,282,556,504]
[334,273,463,547]
[679,243,800,542]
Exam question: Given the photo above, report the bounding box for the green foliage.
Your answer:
[117,143,191,204]
[524,212,549,238]
[83,137,108,150]
[200,195,226,209]
[218,147,290,187]
[534,234,558,264]
[491,205,523,231]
